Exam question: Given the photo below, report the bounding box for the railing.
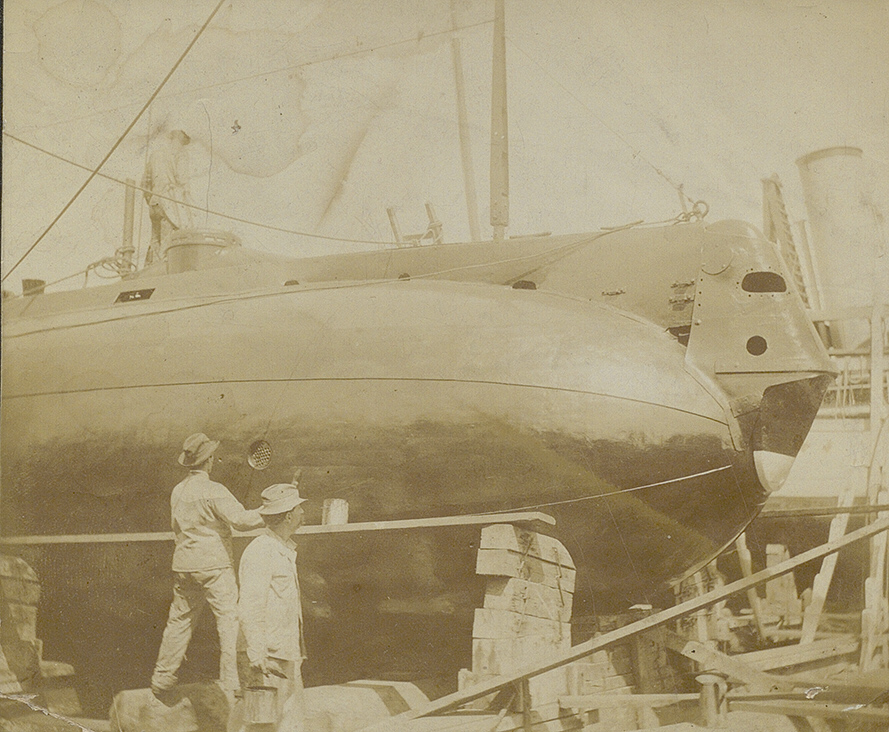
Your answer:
[820,352,888,417]
[810,306,888,420]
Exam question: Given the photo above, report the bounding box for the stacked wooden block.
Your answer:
[0,553,41,690]
[0,554,82,717]
[458,525,648,730]
[458,523,574,710]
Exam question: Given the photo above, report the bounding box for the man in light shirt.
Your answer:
[237,482,308,731]
[151,433,264,699]
[142,128,194,265]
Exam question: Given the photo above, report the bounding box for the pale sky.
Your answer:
[2,0,888,292]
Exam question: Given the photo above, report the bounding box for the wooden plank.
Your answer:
[560,693,698,709]
[472,609,570,642]
[0,511,556,545]
[480,525,574,568]
[861,489,889,670]
[760,504,889,518]
[764,544,801,625]
[483,577,572,622]
[800,489,853,644]
[735,533,768,640]
[476,549,576,592]
[472,636,568,676]
[359,515,889,728]
[664,633,794,693]
[737,637,859,671]
[729,700,889,722]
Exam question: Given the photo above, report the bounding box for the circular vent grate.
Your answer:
[248,440,272,470]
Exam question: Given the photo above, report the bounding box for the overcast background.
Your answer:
[2,0,887,292]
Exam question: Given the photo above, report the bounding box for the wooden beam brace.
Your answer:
[735,532,768,639]
[360,514,889,729]
[665,632,794,693]
[800,490,854,644]
[729,700,889,722]
[737,636,859,671]
[0,511,556,545]
[760,504,889,518]
[560,693,698,709]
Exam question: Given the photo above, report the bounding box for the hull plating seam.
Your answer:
[474,463,735,514]
[4,375,731,425]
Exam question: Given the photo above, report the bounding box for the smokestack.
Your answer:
[796,147,888,349]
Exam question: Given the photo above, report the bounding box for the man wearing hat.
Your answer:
[237,482,308,730]
[151,433,264,699]
[142,128,194,265]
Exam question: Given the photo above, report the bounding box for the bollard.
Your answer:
[695,673,727,728]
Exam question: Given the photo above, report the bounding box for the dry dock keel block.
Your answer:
[359,514,889,730]
[110,680,430,732]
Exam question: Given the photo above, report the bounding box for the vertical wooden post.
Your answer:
[861,490,889,670]
[695,673,726,728]
[517,678,532,732]
[862,305,888,670]
[490,0,508,241]
[735,533,769,639]
[449,1,481,242]
[800,489,854,644]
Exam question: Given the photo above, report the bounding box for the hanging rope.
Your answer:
[505,36,703,214]
[3,132,395,246]
[2,0,228,284]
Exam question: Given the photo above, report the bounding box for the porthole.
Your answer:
[248,440,272,470]
[746,336,768,356]
[742,272,786,293]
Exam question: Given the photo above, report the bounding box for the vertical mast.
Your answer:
[490,0,509,241]
[451,2,482,242]
[120,178,136,270]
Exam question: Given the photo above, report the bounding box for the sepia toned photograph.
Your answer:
[1,1,887,731]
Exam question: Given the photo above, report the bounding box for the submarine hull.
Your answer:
[1,277,765,709]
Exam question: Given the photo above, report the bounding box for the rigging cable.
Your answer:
[2,0,228,284]
[3,133,393,246]
[4,132,696,250]
[505,36,698,211]
[15,18,495,135]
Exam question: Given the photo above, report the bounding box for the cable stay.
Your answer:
[2,0,228,284]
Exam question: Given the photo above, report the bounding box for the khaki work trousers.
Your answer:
[145,203,176,265]
[151,567,240,692]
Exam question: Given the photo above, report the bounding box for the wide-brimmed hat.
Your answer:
[259,483,307,515]
[178,433,219,467]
